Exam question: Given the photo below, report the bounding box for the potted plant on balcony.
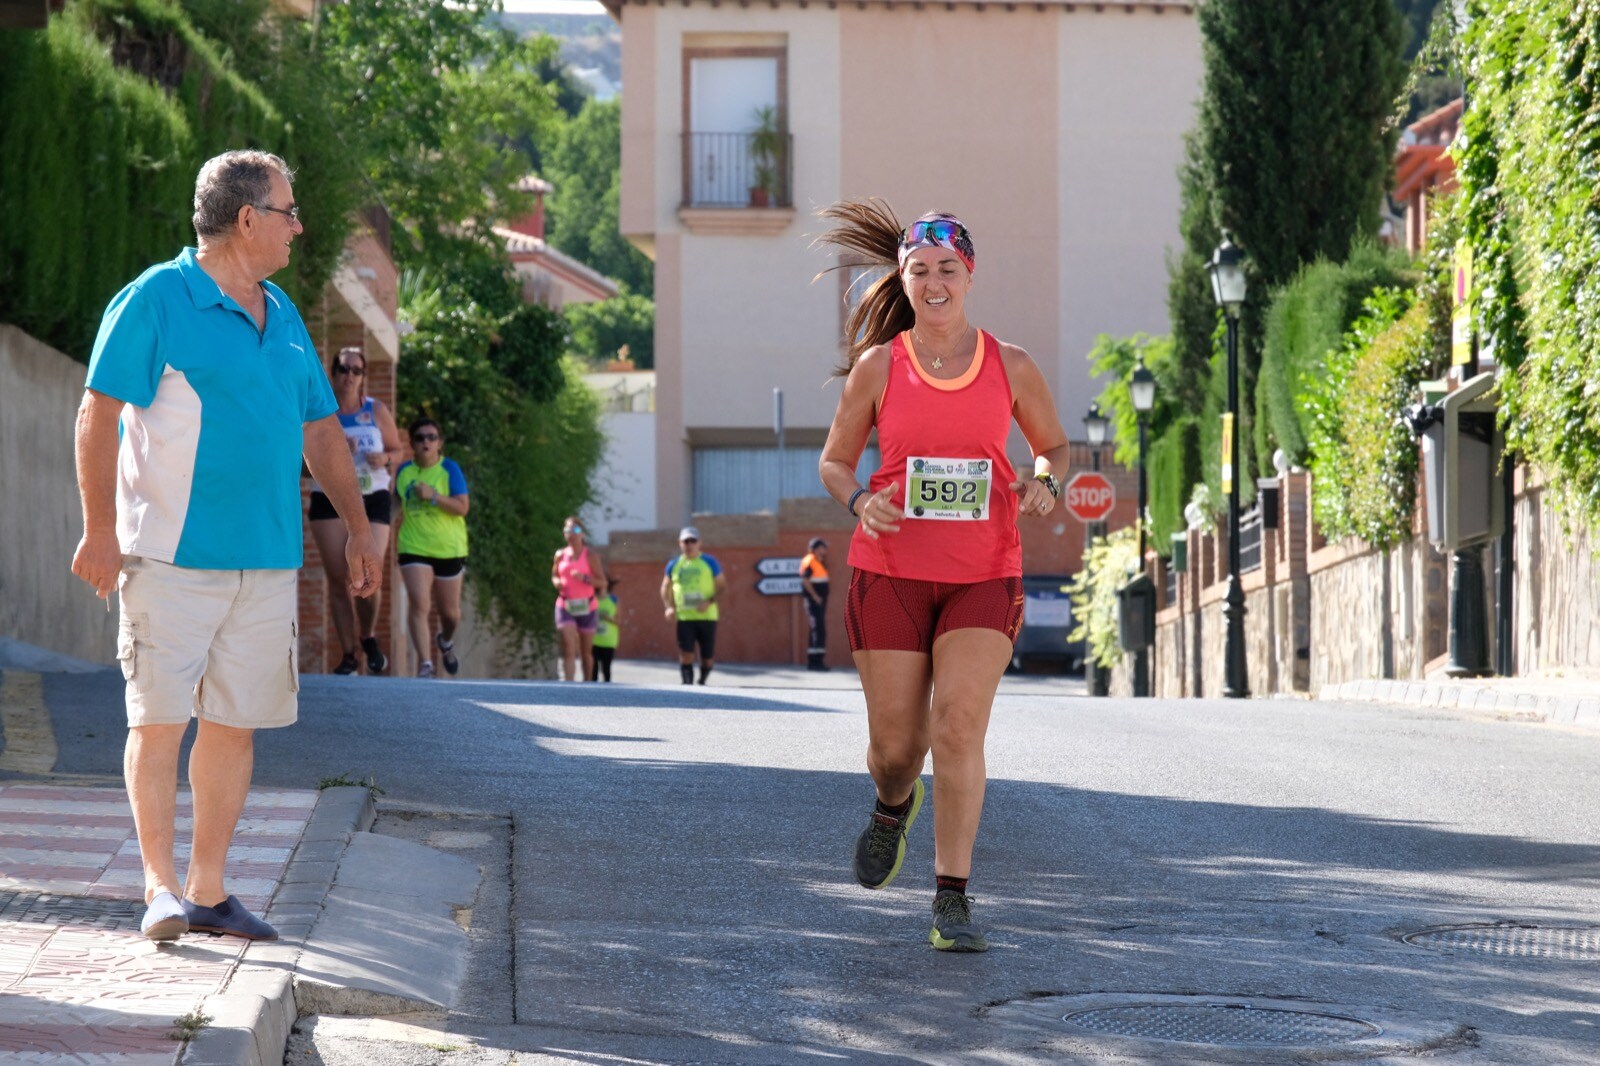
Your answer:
[749,105,783,208]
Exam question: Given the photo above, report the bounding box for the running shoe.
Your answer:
[852,777,924,890]
[436,635,459,675]
[929,889,988,953]
[361,636,387,675]
[333,653,359,675]
[418,660,436,679]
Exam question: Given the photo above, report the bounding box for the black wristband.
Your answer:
[847,487,868,516]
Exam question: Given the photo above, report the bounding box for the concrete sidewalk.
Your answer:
[0,781,473,1066]
[1322,674,1600,730]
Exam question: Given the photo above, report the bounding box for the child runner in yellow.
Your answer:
[591,577,621,682]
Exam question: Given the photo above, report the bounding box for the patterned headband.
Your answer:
[897,213,975,274]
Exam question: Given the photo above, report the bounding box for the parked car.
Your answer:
[1011,574,1085,673]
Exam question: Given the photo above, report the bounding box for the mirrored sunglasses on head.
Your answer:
[906,218,967,243]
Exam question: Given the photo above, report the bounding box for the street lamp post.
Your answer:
[1208,234,1250,699]
[1083,403,1110,697]
[1129,362,1155,699]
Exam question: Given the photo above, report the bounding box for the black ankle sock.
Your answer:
[875,792,914,818]
[699,664,712,683]
[681,664,694,684]
[935,875,969,896]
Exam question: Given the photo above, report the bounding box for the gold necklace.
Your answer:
[914,326,968,371]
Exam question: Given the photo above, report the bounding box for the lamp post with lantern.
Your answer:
[1208,233,1250,699]
[1129,361,1155,698]
[1082,403,1110,696]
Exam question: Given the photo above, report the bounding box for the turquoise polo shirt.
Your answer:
[86,247,337,570]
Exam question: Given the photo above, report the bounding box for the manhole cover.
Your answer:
[1403,923,1600,960]
[1062,1003,1382,1047]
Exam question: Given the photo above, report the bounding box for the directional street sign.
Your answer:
[755,557,803,577]
[755,576,804,596]
[1063,471,1116,523]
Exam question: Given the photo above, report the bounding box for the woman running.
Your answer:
[394,418,470,678]
[551,516,608,681]
[816,201,1070,952]
[309,347,403,675]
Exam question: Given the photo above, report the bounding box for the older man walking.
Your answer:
[71,150,379,942]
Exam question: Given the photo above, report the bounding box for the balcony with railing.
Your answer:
[678,131,795,235]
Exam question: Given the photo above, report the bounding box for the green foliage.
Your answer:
[496,303,569,402]
[565,292,655,368]
[1455,0,1600,526]
[544,98,654,296]
[1086,333,1193,554]
[172,0,369,307]
[1305,291,1440,546]
[316,0,563,265]
[398,283,603,661]
[1197,0,1406,286]
[1257,241,1419,467]
[0,0,302,359]
[1066,526,1139,670]
[1156,0,1409,499]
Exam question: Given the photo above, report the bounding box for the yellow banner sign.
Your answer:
[1220,412,1234,495]
[1452,240,1474,366]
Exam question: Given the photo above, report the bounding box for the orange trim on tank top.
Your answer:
[902,330,986,391]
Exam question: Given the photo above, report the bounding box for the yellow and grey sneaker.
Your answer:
[929,889,988,952]
[851,778,925,889]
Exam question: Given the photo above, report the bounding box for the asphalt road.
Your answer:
[23,662,1600,1064]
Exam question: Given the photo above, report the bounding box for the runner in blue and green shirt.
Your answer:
[660,526,727,685]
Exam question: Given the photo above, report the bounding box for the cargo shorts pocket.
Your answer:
[288,621,300,694]
[117,615,149,684]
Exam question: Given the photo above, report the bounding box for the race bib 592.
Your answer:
[906,456,991,521]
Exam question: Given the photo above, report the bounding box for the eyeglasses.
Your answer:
[412,433,439,443]
[566,526,584,535]
[904,218,967,244]
[681,538,699,544]
[257,202,300,223]
[333,364,364,376]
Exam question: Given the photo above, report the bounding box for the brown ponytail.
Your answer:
[812,198,915,375]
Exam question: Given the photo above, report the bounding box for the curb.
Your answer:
[180,786,377,1066]
[1322,679,1600,731]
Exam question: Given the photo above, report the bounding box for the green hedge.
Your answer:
[0,0,353,361]
[1457,0,1600,526]
[1304,291,1441,546]
[0,16,196,358]
[1255,241,1418,469]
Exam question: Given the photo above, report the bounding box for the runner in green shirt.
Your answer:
[661,526,727,685]
[591,578,620,683]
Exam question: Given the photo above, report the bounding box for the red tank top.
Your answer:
[847,330,1021,582]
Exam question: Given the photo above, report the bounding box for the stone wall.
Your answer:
[1145,462,1593,699]
[0,326,117,663]
[1514,481,1600,677]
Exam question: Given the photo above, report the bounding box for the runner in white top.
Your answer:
[308,346,403,675]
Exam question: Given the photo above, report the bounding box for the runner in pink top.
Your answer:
[816,201,1071,954]
[551,516,608,681]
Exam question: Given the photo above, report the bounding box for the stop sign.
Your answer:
[1063,471,1116,522]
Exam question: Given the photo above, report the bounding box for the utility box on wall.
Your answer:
[1417,371,1504,552]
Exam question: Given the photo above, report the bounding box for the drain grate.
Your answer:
[0,890,143,932]
[1062,1003,1382,1047]
[1403,923,1600,960]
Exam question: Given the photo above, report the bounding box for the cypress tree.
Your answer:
[1181,0,1407,479]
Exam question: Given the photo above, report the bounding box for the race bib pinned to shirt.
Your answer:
[906,456,991,521]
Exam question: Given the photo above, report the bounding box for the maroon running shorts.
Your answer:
[845,569,1024,653]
